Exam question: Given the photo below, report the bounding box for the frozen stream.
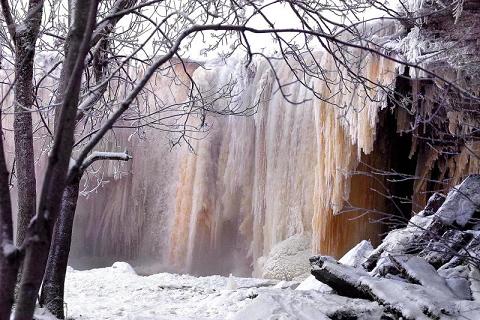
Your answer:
[34,262,383,320]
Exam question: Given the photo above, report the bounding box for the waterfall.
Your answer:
[69,51,402,276]
[164,53,399,276]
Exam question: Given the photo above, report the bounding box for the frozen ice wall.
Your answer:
[165,52,399,276]
[71,49,401,275]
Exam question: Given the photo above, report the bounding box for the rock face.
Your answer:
[310,175,480,320]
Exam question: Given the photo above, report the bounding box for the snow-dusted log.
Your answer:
[311,256,462,319]
[310,256,373,300]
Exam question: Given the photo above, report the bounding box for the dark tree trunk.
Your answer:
[0,111,19,320]
[40,176,80,319]
[13,55,37,246]
[0,254,19,320]
[13,0,43,246]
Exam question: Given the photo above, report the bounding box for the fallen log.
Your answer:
[311,256,458,319]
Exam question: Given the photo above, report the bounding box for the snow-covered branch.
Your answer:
[79,151,132,173]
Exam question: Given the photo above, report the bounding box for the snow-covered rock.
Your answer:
[226,274,239,290]
[311,255,479,319]
[255,233,311,281]
[339,240,373,268]
[111,261,137,274]
[295,275,333,293]
[436,175,480,227]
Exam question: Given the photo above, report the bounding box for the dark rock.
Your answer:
[441,234,480,269]
[424,192,446,216]
[420,230,473,268]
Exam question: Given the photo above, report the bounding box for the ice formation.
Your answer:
[70,23,480,276]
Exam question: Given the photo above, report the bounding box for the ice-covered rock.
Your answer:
[256,233,311,281]
[436,175,480,227]
[111,262,137,274]
[339,240,373,268]
[226,274,239,290]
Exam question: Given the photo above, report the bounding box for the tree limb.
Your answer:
[79,151,132,173]
[0,0,16,39]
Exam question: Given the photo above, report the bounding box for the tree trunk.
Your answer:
[40,176,80,319]
[0,254,19,320]
[13,1,43,246]
[0,111,19,320]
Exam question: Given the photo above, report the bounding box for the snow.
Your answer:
[339,240,373,268]
[295,275,333,293]
[34,253,480,320]
[43,262,378,320]
[360,276,456,320]
[32,308,56,320]
[438,266,472,300]
[230,290,384,320]
[62,264,272,320]
[392,255,455,297]
[2,242,17,257]
[469,266,480,301]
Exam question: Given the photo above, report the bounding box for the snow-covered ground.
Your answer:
[35,262,382,320]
